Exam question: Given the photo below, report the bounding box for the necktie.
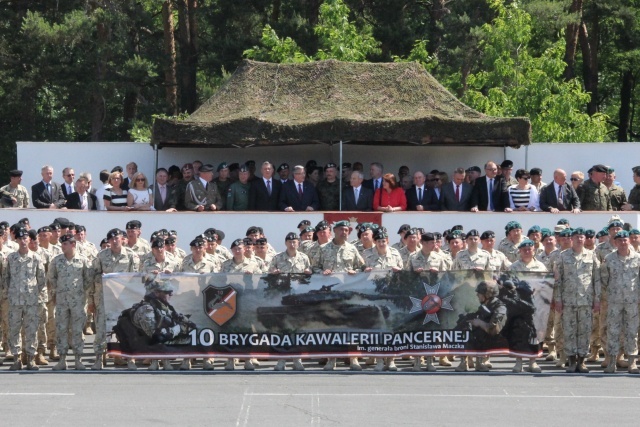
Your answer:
[298,183,303,198]
[81,194,87,210]
[47,183,52,198]
[160,185,166,202]
[354,188,359,204]
[267,180,271,195]
[455,185,460,202]
[557,185,564,208]
[489,179,494,211]
[374,179,379,191]
[418,187,422,202]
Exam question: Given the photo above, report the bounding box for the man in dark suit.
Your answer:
[151,168,177,212]
[278,165,320,211]
[61,167,75,199]
[362,162,384,192]
[539,169,581,213]
[405,171,440,211]
[249,161,282,211]
[32,165,66,209]
[440,167,473,211]
[470,161,509,212]
[65,176,98,210]
[342,170,373,211]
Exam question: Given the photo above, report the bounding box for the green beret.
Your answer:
[541,228,553,240]
[527,225,541,236]
[630,229,640,236]
[505,221,522,233]
[608,220,624,229]
[615,230,630,239]
[333,220,351,229]
[559,228,573,237]
[374,229,388,240]
[518,239,534,248]
[584,229,596,238]
[571,227,586,236]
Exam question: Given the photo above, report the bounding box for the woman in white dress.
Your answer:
[505,169,540,212]
[127,172,153,211]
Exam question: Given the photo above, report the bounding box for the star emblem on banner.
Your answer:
[409,282,454,325]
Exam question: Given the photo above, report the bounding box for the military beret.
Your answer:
[238,164,250,173]
[100,238,108,246]
[571,227,586,236]
[632,166,640,174]
[466,229,479,238]
[433,232,442,240]
[374,229,388,240]
[37,226,51,234]
[480,231,495,240]
[541,228,553,240]
[255,237,267,245]
[333,220,350,229]
[68,221,75,230]
[49,223,61,231]
[242,237,254,246]
[615,230,630,239]
[518,239,535,248]
[451,224,464,232]
[150,239,164,249]
[467,166,482,173]
[342,163,352,169]
[297,220,311,229]
[557,218,570,226]
[404,228,419,238]
[181,163,194,171]
[75,225,86,233]
[196,233,213,242]
[190,238,205,247]
[59,234,75,244]
[157,229,169,237]
[199,164,215,173]
[301,226,315,235]
[165,236,176,245]
[0,228,5,236]
[214,228,225,240]
[448,230,464,241]
[630,229,640,236]
[397,224,411,234]
[596,229,607,238]
[417,227,425,235]
[559,228,573,237]
[315,221,329,232]
[530,168,542,176]
[14,228,28,238]
[228,163,240,172]
[421,232,436,242]
[606,166,614,174]
[9,169,23,177]
[505,221,522,233]
[584,229,596,238]
[54,217,70,228]
[217,162,229,172]
[592,164,608,173]
[501,160,514,169]
[126,220,142,230]
[324,163,338,171]
[27,229,37,240]
[168,230,177,237]
[230,239,244,249]
[277,163,290,172]
[120,229,127,237]
[527,225,541,236]
[246,226,260,236]
[553,224,567,233]
[608,220,624,229]
[106,228,121,240]
[285,232,299,241]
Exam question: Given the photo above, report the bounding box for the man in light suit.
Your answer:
[279,165,320,211]
[151,168,177,212]
[539,169,581,213]
[405,171,440,211]
[470,161,509,212]
[342,170,373,211]
[440,167,473,211]
[31,165,66,209]
[65,176,98,210]
[249,161,282,211]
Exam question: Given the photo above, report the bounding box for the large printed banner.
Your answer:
[105,270,553,359]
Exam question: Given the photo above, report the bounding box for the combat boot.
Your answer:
[468,357,475,369]
[275,360,287,371]
[365,357,376,366]
[26,355,39,371]
[113,356,127,366]
[483,356,493,369]
[600,351,610,368]
[323,358,336,371]
[162,359,173,371]
[34,351,48,366]
[586,345,600,362]
[425,356,437,372]
[555,350,565,368]
[127,359,137,370]
[203,358,215,371]
[179,359,191,370]
[91,354,104,370]
[412,357,422,372]
[4,348,14,361]
[74,356,86,370]
[149,360,159,370]
[616,353,629,368]
[565,356,577,373]
[528,358,542,373]
[21,351,27,365]
[225,358,236,371]
[83,324,94,335]
[439,356,452,366]
[386,358,398,372]
[545,343,557,361]
[628,357,639,374]
[53,358,68,371]
[293,358,305,371]
[475,357,490,372]
[577,356,589,373]
[244,359,255,371]
[374,358,385,371]
[10,357,23,371]
[512,357,523,373]
[250,358,261,367]
[603,357,616,373]
[349,357,362,371]
[49,346,60,361]
[455,357,469,372]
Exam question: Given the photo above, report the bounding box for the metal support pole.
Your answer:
[339,140,343,211]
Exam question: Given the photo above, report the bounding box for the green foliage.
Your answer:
[459,0,610,142]
[244,25,311,63]
[392,40,438,73]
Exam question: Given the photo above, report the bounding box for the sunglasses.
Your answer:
[570,178,581,181]
[136,178,146,182]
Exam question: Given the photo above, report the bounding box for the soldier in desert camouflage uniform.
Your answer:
[139,239,181,275]
[480,230,511,273]
[555,228,601,373]
[497,221,524,263]
[397,228,420,267]
[48,234,92,370]
[363,229,403,273]
[452,229,491,271]
[182,237,220,273]
[601,230,640,374]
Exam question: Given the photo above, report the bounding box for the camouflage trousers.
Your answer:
[36,301,47,350]
[562,305,592,357]
[544,309,564,352]
[55,303,86,355]
[93,282,107,354]
[597,298,608,352]
[0,296,9,346]
[606,302,639,357]
[47,299,56,349]
[9,304,39,356]
[590,309,602,348]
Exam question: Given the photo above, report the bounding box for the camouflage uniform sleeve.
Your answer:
[599,258,609,294]
[0,255,7,296]
[592,252,601,302]
[555,254,565,305]
[488,304,507,335]
[35,254,46,294]
[47,257,58,300]
[132,304,157,338]
[353,250,365,271]
[83,258,93,293]
[129,251,140,272]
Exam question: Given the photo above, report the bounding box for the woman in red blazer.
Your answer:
[373,173,407,212]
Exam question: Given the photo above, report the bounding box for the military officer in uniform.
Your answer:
[453,229,491,271]
[0,169,30,208]
[226,164,252,211]
[497,221,525,263]
[185,164,223,211]
[621,166,640,211]
[316,163,340,211]
[604,168,627,210]
[577,164,612,211]
[48,234,93,370]
[480,230,511,272]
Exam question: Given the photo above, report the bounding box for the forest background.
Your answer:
[0,0,638,176]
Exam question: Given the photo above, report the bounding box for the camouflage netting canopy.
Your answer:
[151,60,531,148]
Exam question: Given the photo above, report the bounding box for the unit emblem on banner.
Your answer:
[409,282,454,325]
[203,285,237,326]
